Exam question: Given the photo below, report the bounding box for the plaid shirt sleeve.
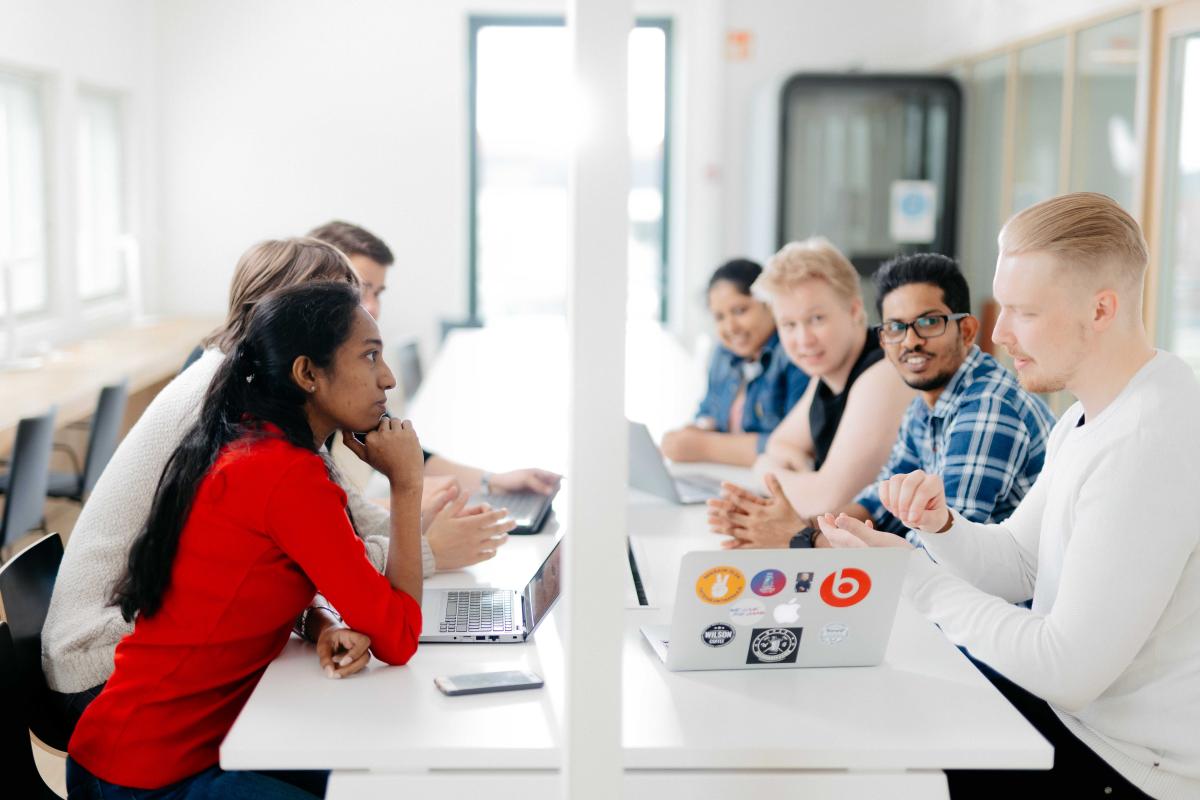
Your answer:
[940,392,1032,524]
[854,400,922,535]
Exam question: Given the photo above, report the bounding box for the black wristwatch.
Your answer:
[789,526,819,549]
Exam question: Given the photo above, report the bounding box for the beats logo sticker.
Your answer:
[819,568,871,608]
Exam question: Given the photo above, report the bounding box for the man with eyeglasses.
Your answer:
[711,252,1054,547]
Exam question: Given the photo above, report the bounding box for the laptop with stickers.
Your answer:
[641,548,909,671]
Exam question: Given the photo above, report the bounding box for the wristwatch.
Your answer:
[789,526,819,548]
[480,471,493,496]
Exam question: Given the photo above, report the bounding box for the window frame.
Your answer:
[75,84,131,304]
[0,64,53,320]
[466,15,674,323]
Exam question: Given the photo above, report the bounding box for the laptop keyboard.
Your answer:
[438,590,516,633]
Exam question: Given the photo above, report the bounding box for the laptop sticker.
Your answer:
[821,622,849,644]
[772,597,801,624]
[701,623,736,647]
[750,569,786,597]
[794,571,814,593]
[696,566,746,604]
[746,627,803,664]
[728,598,766,626]
[819,567,872,608]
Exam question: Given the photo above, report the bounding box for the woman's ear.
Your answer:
[291,355,319,395]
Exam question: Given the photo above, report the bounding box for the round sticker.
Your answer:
[747,627,801,664]
[821,622,849,645]
[727,598,767,626]
[819,567,872,608]
[750,568,786,597]
[701,623,736,648]
[695,566,746,605]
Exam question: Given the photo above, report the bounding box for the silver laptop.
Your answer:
[420,538,562,643]
[628,421,722,504]
[641,548,908,671]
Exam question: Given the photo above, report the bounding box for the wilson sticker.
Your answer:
[746,627,803,664]
[695,566,746,605]
[750,568,786,597]
[701,623,736,648]
[819,567,872,608]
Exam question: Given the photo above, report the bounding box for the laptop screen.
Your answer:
[523,538,562,632]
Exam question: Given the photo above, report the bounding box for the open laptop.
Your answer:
[468,482,560,534]
[421,537,562,643]
[641,548,908,671]
[628,421,723,504]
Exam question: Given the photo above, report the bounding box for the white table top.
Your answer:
[221,321,1052,775]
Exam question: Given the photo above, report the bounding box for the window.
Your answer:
[0,69,49,315]
[469,17,671,322]
[77,89,127,300]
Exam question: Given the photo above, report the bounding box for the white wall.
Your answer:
[0,0,157,345]
[152,0,1144,358]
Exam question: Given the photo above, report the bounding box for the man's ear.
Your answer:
[292,355,319,394]
[1093,289,1120,332]
[959,314,980,348]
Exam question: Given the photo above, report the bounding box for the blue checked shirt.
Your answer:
[696,331,810,453]
[855,346,1056,534]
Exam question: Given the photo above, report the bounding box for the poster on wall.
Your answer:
[889,180,938,244]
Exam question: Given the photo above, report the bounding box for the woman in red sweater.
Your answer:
[67,280,424,799]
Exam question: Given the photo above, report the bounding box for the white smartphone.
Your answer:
[434,669,544,696]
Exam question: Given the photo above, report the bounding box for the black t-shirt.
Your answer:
[808,331,884,471]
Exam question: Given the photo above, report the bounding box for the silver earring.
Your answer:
[309,386,316,393]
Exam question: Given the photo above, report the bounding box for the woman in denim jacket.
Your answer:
[662,259,810,466]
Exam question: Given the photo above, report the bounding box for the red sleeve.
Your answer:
[265,454,421,665]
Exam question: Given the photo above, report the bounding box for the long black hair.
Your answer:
[113,280,364,622]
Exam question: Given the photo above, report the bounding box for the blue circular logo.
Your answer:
[750,569,786,597]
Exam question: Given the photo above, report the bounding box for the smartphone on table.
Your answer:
[434,670,544,696]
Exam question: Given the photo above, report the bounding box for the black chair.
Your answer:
[0,406,57,554]
[46,379,129,503]
[0,621,62,799]
[394,339,423,403]
[0,531,71,752]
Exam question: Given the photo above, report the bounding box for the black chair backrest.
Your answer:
[0,532,70,751]
[1,406,57,550]
[80,379,129,496]
[395,339,423,402]
[0,622,62,799]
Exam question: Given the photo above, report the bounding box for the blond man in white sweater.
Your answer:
[819,193,1200,799]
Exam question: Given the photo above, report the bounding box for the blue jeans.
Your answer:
[67,758,326,799]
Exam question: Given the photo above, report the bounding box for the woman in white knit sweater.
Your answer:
[820,193,1200,799]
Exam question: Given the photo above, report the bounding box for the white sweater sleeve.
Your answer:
[916,474,1045,603]
[343,484,436,577]
[904,445,1199,713]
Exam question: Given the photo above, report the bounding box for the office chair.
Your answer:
[0,406,57,555]
[46,379,129,503]
[0,531,71,751]
[0,621,62,799]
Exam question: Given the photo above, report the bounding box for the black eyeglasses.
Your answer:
[876,313,969,344]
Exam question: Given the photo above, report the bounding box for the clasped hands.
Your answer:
[709,469,952,550]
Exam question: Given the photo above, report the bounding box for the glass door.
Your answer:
[1155,2,1200,372]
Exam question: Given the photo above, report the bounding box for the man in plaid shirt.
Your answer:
[708,253,1055,547]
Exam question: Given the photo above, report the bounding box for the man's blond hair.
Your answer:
[998,192,1148,294]
[754,237,860,307]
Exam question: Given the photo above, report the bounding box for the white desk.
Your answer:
[221,321,1052,798]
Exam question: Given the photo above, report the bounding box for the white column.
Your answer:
[563,0,631,798]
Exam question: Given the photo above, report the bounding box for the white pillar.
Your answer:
[563,0,631,798]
